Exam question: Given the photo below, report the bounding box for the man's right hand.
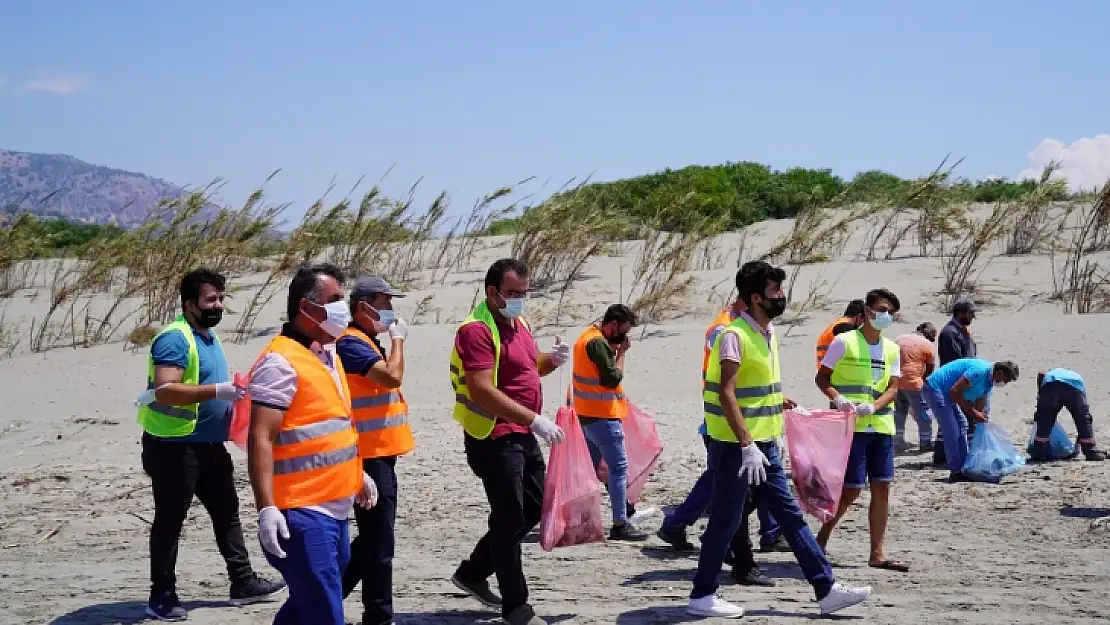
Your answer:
[530,415,565,444]
[388,317,409,341]
[258,506,289,558]
[971,409,989,422]
[214,382,246,402]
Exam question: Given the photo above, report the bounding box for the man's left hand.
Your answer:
[550,337,571,366]
[356,472,378,509]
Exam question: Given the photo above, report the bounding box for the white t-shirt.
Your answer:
[821,333,901,381]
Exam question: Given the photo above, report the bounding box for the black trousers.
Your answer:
[342,456,399,625]
[141,434,253,595]
[1036,381,1096,442]
[456,433,545,617]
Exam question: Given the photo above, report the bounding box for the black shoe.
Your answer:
[229,574,286,606]
[947,471,968,483]
[451,571,502,608]
[146,590,187,622]
[504,603,548,625]
[932,452,947,467]
[1084,449,1108,461]
[759,536,791,553]
[610,522,649,542]
[732,566,776,587]
[656,526,696,551]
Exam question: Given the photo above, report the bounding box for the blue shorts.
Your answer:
[844,432,895,489]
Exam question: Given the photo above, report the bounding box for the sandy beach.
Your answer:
[2,217,1109,625]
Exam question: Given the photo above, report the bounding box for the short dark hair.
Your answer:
[735,261,787,307]
[484,258,529,291]
[180,268,226,308]
[286,263,346,322]
[602,304,638,326]
[994,360,1019,382]
[843,299,865,317]
[865,288,900,313]
[916,321,936,336]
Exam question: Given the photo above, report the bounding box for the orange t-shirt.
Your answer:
[895,333,935,391]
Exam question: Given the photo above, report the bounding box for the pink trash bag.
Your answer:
[539,403,606,551]
[596,402,664,504]
[229,372,250,451]
[784,408,855,522]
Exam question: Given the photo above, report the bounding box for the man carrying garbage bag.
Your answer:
[815,288,906,573]
[687,261,872,619]
[1031,369,1107,462]
[921,357,1019,483]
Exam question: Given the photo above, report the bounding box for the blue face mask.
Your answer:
[870,311,894,331]
[375,308,396,327]
[501,297,526,319]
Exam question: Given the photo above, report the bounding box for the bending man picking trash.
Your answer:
[815,288,906,573]
[687,260,872,619]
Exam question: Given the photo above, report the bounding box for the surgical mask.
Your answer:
[870,311,894,331]
[760,297,788,319]
[371,308,395,333]
[501,297,525,319]
[318,300,351,338]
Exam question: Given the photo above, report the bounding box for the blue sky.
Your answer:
[2,1,1109,223]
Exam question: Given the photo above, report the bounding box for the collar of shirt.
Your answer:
[948,317,972,335]
[281,322,335,368]
[739,311,773,339]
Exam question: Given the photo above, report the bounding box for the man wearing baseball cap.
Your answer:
[934,296,979,467]
[337,275,413,625]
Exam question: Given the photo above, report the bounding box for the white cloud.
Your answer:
[18,75,89,95]
[1017,134,1110,193]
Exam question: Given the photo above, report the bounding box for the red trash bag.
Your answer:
[784,408,856,522]
[229,372,251,451]
[539,403,605,551]
[596,402,664,504]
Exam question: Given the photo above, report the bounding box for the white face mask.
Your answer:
[372,308,395,333]
[501,297,525,319]
[870,311,894,331]
[318,300,351,338]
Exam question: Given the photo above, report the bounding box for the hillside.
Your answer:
[0,149,200,227]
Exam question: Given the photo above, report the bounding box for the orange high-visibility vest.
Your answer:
[341,327,415,459]
[816,316,856,370]
[702,308,737,377]
[263,335,362,510]
[571,325,629,419]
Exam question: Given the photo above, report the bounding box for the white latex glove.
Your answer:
[832,394,855,415]
[356,472,378,509]
[740,443,771,486]
[530,414,565,444]
[854,402,875,416]
[214,381,246,402]
[258,506,289,558]
[550,337,571,366]
[388,317,409,341]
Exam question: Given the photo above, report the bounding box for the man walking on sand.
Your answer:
[449,258,569,625]
[934,297,978,466]
[688,261,872,619]
[573,303,650,541]
[815,288,908,573]
[337,276,414,625]
[893,322,937,454]
[137,268,285,621]
[247,263,379,625]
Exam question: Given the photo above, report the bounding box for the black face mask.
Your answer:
[192,305,223,329]
[609,333,628,345]
[759,297,788,319]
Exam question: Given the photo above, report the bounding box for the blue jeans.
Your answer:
[662,436,781,547]
[894,389,932,446]
[922,383,969,473]
[264,508,350,625]
[691,441,834,601]
[583,418,630,523]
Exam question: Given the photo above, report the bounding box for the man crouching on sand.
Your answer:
[688,261,872,619]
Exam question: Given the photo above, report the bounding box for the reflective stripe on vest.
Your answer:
[571,325,629,419]
[703,318,784,443]
[136,316,207,438]
[449,301,531,439]
[341,327,415,458]
[829,329,899,435]
[263,335,362,510]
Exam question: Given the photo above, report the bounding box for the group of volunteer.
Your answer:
[135,257,1104,625]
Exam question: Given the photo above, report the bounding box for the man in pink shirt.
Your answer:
[894,323,937,453]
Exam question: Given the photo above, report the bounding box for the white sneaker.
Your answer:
[687,594,745,619]
[819,583,872,614]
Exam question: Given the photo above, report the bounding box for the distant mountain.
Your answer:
[0,149,209,228]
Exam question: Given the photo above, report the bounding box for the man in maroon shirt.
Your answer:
[449,258,568,625]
